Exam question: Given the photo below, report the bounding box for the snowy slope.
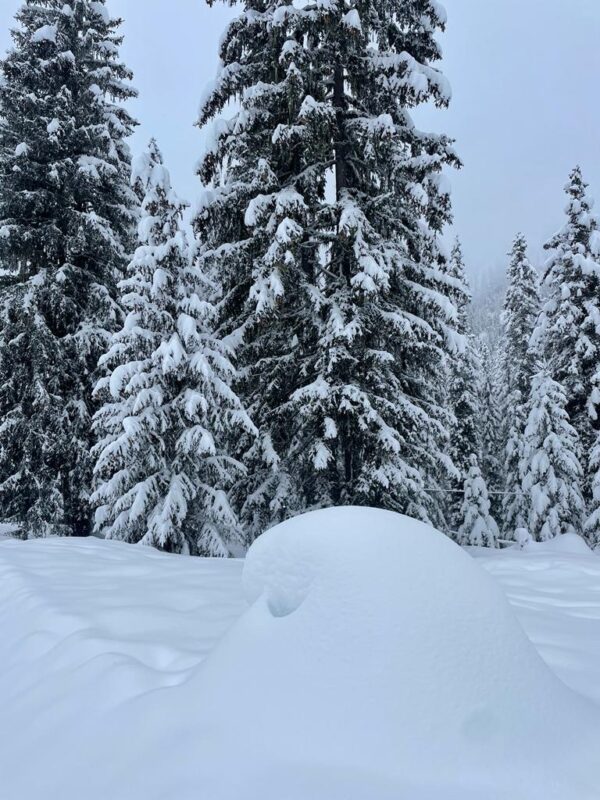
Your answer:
[0,511,599,799]
[0,537,246,800]
[475,536,600,704]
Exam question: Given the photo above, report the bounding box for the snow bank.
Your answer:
[0,508,599,799]
[476,542,600,704]
[191,507,600,799]
[534,531,593,555]
[0,538,245,800]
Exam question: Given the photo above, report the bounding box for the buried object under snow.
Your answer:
[193,506,600,799]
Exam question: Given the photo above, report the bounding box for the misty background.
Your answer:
[1,0,599,289]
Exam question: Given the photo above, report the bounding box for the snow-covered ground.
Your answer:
[474,534,600,705]
[0,508,599,799]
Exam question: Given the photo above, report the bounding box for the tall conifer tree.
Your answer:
[198,0,460,538]
[478,339,503,521]
[0,0,137,536]
[585,423,600,549]
[521,368,585,541]
[457,454,498,548]
[500,234,540,536]
[445,240,480,530]
[532,168,600,498]
[93,142,255,555]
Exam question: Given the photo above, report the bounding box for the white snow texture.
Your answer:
[0,507,599,799]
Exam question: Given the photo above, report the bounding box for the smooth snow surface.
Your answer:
[474,540,600,705]
[533,531,593,555]
[0,508,599,799]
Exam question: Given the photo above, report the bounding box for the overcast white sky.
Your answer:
[1,0,600,281]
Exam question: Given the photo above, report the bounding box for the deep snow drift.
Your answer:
[0,508,599,799]
[474,536,600,704]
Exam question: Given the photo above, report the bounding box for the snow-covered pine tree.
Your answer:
[584,369,600,548]
[195,0,323,537]
[0,0,137,537]
[445,240,480,530]
[502,416,527,537]
[293,0,461,528]
[198,0,460,538]
[502,235,540,400]
[457,454,498,548]
[478,339,503,521]
[500,234,540,537]
[93,142,255,556]
[521,368,585,541]
[585,426,600,549]
[532,168,600,497]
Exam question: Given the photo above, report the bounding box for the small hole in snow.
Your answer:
[266,588,306,618]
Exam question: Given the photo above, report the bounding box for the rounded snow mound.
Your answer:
[535,532,593,555]
[194,507,600,799]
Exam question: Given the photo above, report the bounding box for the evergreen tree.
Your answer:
[445,240,480,529]
[502,235,540,399]
[478,339,503,521]
[584,429,600,549]
[500,234,540,537]
[445,240,472,331]
[502,417,528,536]
[457,454,499,548]
[93,142,255,555]
[521,368,585,541]
[532,168,600,496]
[0,0,137,537]
[585,370,600,548]
[198,0,460,538]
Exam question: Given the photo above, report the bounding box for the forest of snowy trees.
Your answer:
[1,0,600,555]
